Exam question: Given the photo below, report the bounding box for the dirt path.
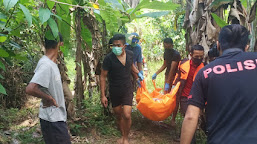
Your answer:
[71,115,180,144]
[3,97,180,144]
[69,107,180,144]
[71,118,180,144]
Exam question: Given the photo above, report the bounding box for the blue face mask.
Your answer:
[112,47,123,56]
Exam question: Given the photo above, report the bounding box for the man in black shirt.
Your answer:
[152,38,181,93]
[180,24,257,144]
[100,34,143,144]
[152,38,180,127]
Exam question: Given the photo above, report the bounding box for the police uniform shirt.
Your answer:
[102,50,133,89]
[164,48,181,76]
[189,48,257,144]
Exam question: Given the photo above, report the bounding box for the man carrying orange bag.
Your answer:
[172,45,205,143]
[100,34,143,144]
[152,38,181,93]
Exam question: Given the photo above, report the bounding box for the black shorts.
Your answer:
[109,85,134,107]
[40,119,71,144]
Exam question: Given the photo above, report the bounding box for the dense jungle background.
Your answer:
[1,0,257,143]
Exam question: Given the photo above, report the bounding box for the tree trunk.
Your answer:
[81,50,90,97]
[83,11,103,88]
[183,0,192,52]
[74,9,84,109]
[82,11,112,114]
[57,53,75,119]
[251,20,257,51]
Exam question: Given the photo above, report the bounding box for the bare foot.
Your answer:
[123,139,129,144]
[117,137,123,144]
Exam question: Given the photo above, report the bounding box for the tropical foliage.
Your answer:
[184,0,257,56]
[0,0,181,107]
[0,0,257,143]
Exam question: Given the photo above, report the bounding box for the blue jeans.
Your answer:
[40,119,71,144]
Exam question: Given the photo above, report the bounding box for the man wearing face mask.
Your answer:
[126,33,143,92]
[126,32,143,74]
[173,44,204,143]
[100,34,143,144]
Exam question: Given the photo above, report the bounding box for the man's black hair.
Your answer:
[112,34,126,44]
[218,24,249,51]
[45,33,63,49]
[208,44,219,58]
[163,38,173,44]
[190,44,204,54]
[109,37,114,45]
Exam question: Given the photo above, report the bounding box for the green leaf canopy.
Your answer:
[0,61,6,71]
[104,0,124,11]
[131,0,180,15]
[48,18,59,38]
[0,83,7,95]
[47,0,55,9]
[136,11,170,18]
[39,7,51,24]
[0,36,7,42]
[3,0,18,11]
[0,48,9,57]
[19,4,32,27]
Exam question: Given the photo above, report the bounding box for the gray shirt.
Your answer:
[30,55,67,122]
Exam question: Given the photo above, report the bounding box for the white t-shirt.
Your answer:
[30,55,67,122]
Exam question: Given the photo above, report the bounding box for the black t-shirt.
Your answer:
[102,50,133,88]
[189,49,257,144]
[163,48,181,76]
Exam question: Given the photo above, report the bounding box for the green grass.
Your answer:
[0,107,43,144]
[0,108,36,130]
[16,126,44,144]
[145,60,165,91]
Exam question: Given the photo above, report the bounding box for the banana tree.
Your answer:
[184,0,257,57]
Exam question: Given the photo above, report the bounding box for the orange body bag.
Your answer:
[136,81,180,121]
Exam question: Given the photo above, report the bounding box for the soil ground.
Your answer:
[1,96,182,144]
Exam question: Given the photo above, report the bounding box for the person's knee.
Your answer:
[123,112,131,120]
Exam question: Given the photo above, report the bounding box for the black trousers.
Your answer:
[40,119,71,144]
